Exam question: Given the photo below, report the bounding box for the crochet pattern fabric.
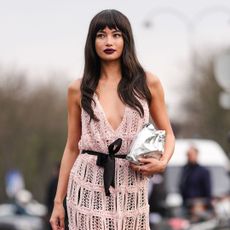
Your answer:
[67,94,150,230]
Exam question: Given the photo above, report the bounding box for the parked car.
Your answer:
[0,190,47,230]
[0,212,44,230]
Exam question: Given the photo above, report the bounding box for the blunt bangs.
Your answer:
[91,10,129,37]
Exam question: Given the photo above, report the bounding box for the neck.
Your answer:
[188,162,198,167]
[100,60,122,82]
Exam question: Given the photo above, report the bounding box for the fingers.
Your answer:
[59,217,65,230]
[138,157,158,164]
[130,163,140,172]
[130,157,165,176]
[130,163,147,175]
[50,217,65,230]
[49,203,65,230]
[131,164,151,176]
[50,218,58,230]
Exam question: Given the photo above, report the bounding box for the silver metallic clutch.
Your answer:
[126,123,166,165]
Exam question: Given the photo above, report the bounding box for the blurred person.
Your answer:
[148,173,167,227]
[50,9,175,230]
[148,173,167,215]
[46,163,60,217]
[179,146,212,219]
[46,163,68,229]
[14,189,33,215]
[5,169,25,199]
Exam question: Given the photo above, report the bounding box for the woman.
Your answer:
[50,9,175,230]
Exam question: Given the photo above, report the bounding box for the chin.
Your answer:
[100,56,121,62]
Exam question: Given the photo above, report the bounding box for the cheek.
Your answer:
[121,42,124,51]
[118,40,124,53]
[95,40,102,54]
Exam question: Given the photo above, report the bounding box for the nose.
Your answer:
[105,35,113,46]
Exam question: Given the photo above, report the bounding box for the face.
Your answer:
[95,26,124,62]
[187,147,198,164]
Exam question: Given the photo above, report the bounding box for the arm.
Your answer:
[50,79,82,230]
[131,72,175,176]
[202,168,212,199]
[178,166,187,200]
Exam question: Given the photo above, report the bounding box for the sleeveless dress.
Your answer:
[66,93,150,230]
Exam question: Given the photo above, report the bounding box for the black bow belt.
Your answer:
[81,138,126,196]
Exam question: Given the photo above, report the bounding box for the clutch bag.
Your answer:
[126,123,166,165]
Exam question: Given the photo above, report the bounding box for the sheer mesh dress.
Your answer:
[67,93,150,230]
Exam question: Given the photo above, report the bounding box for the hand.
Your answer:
[130,157,167,176]
[50,202,65,230]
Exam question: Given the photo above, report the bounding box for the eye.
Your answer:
[113,33,122,38]
[96,33,105,38]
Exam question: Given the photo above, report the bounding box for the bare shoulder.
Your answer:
[68,78,82,105]
[145,72,164,96]
[68,78,82,93]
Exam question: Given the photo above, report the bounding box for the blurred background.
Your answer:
[0,0,230,229]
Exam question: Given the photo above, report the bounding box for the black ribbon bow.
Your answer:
[82,138,125,196]
[96,138,122,196]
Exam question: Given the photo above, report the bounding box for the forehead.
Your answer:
[187,148,198,154]
[97,26,121,32]
[92,10,127,36]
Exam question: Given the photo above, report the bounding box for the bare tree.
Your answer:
[0,68,69,202]
[180,48,230,156]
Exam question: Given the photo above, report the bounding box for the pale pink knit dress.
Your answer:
[67,93,150,230]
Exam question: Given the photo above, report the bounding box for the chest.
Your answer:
[94,90,127,132]
[186,168,205,185]
[97,91,125,116]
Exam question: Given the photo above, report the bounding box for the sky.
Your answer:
[1,0,230,119]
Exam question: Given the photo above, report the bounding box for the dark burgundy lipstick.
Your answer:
[104,48,115,54]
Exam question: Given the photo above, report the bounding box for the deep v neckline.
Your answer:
[94,93,127,134]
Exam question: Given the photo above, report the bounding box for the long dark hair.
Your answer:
[81,9,152,121]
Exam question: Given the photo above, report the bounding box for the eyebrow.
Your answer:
[97,29,122,33]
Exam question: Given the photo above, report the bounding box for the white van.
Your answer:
[149,139,230,229]
[165,139,230,207]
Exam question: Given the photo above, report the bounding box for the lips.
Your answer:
[104,48,116,54]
